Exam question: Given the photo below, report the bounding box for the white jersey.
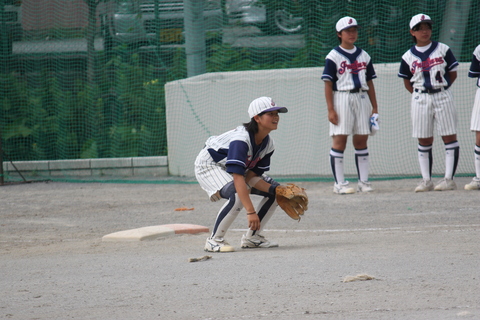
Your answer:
[399,41,458,138]
[195,126,275,201]
[322,46,377,91]
[398,41,458,91]
[468,44,480,87]
[203,125,275,174]
[469,44,480,131]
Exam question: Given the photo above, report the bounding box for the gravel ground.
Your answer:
[1,177,479,320]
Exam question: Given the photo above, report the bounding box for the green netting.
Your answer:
[1,0,480,183]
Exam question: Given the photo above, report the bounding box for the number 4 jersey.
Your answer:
[398,41,459,91]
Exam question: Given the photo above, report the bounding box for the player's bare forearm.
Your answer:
[367,80,378,114]
[245,170,272,193]
[324,81,338,125]
[403,79,413,93]
[253,178,272,194]
[449,71,457,84]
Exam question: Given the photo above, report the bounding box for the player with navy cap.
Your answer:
[194,96,287,252]
[322,16,379,194]
[464,44,480,190]
[398,13,460,192]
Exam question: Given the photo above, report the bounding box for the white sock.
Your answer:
[444,141,459,179]
[418,144,432,181]
[211,194,242,239]
[475,145,480,178]
[355,148,369,182]
[330,148,345,184]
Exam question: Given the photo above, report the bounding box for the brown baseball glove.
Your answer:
[275,183,308,221]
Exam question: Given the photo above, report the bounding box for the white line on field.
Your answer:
[232,224,480,233]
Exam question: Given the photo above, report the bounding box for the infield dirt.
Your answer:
[1,177,479,319]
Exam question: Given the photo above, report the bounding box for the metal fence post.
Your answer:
[184,0,206,77]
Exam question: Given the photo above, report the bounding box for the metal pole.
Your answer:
[1,0,5,185]
[0,128,4,185]
[154,0,159,37]
[184,0,206,77]
[438,0,472,57]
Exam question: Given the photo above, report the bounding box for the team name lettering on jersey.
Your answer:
[322,46,376,91]
[468,44,480,87]
[246,156,260,169]
[204,126,275,176]
[339,60,367,74]
[398,41,458,91]
[411,57,444,73]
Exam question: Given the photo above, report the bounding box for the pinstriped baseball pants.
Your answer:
[194,147,232,202]
[329,91,372,136]
[411,89,457,138]
[470,88,480,131]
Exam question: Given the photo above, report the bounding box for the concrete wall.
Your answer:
[3,156,168,179]
[4,64,476,180]
[165,63,477,178]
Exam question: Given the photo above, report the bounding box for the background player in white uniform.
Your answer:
[398,14,460,192]
[464,44,480,190]
[322,16,379,194]
[194,97,287,252]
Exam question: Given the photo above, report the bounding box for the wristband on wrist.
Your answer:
[246,211,256,215]
[268,184,278,195]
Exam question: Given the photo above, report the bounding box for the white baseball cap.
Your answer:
[410,13,433,30]
[248,97,288,119]
[336,16,359,32]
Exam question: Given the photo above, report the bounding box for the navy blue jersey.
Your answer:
[205,126,275,176]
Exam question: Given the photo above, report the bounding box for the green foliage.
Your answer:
[0,33,351,162]
[1,52,167,161]
[2,0,479,163]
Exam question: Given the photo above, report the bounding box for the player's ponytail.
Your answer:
[243,118,259,134]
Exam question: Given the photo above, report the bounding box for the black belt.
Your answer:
[414,87,445,94]
[338,88,362,93]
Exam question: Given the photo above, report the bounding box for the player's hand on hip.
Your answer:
[247,213,260,230]
[328,110,338,125]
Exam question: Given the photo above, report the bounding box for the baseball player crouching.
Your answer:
[194,97,287,252]
[322,16,380,194]
[398,14,460,192]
